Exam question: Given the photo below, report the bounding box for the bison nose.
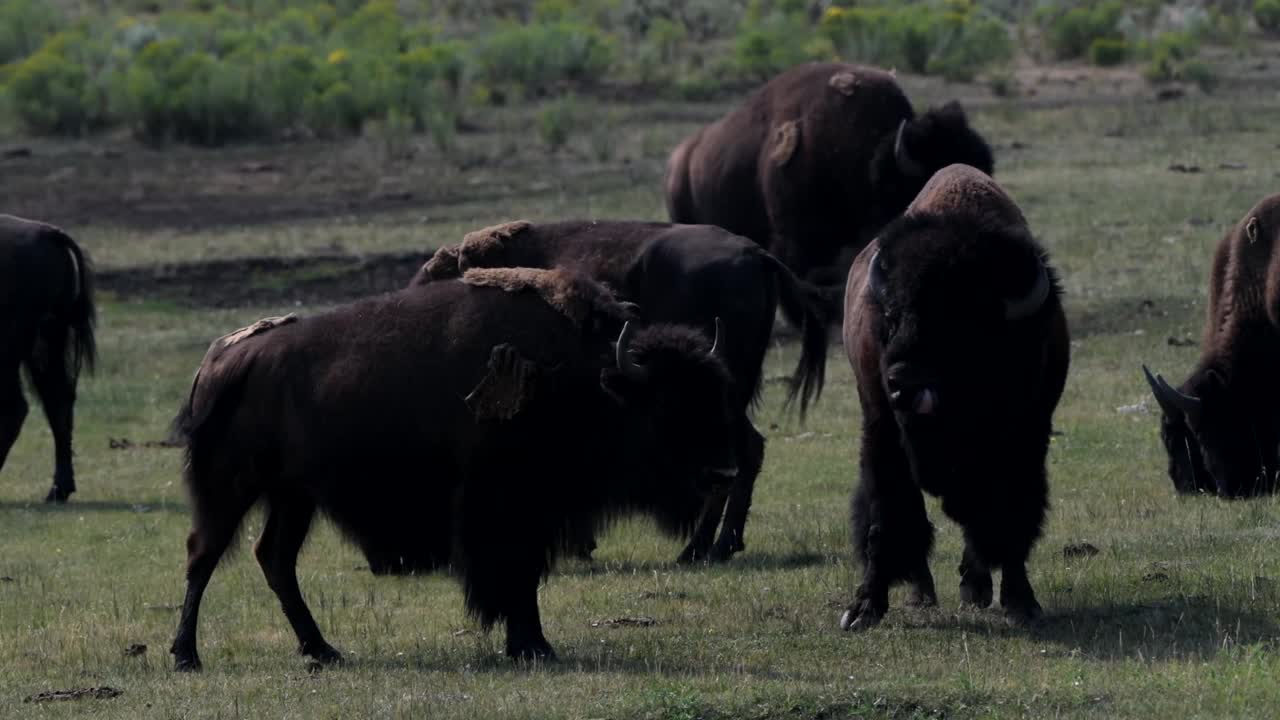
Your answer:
[885,365,940,416]
[708,465,739,481]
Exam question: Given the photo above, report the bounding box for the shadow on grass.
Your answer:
[0,499,187,514]
[555,550,830,577]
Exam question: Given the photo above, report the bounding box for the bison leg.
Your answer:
[26,328,77,503]
[503,568,555,661]
[841,424,934,631]
[171,491,258,671]
[905,561,938,608]
[998,561,1042,624]
[675,490,729,564]
[957,542,993,609]
[708,419,766,562]
[0,365,28,480]
[255,494,342,664]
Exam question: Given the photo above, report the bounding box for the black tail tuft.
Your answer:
[761,252,830,417]
[50,229,97,379]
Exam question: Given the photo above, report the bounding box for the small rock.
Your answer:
[1062,542,1100,559]
[1116,403,1148,415]
[1167,336,1195,347]
[1142,571,1169,583]
[108,438,134,450]
[122,643,146,657]
[1010,141,1029,150]
[24,687,122,703]
[1168,163,1201,174]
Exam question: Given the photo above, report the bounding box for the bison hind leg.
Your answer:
[255,492,342,664]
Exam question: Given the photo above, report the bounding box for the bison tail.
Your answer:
[762,252,830,417]
[169,350,255,456]
[49,229,97,379]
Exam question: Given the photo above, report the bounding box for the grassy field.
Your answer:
[4,68,1280,718]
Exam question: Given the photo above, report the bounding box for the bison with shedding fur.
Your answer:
[0,214,96,503]
[840,165,1069,631]
[411,219,829,563]
[665,62,993,284]
[168,268,738,669]
[1144,193,1280,497]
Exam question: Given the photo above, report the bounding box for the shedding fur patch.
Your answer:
[461,267,625,328]
[422,244,462,280]
[1246,216,1260,243]
[828,71,858,96]
[459,220,532,260]
[217,314,297,348]
[465,344,538,421]
[769,121,800,167]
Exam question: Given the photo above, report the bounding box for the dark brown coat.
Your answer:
[168,269,738,669]
[0,214,95,503]
[840,165,1069,631]
[411,219,830,563]
[665,62,993,282]
[1144,193,1280,496]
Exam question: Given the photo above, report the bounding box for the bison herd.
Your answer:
[0,61,1276,670]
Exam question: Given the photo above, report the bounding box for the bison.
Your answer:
[839,165,1069,631]
[0,215,96,503]
[665,62,994,284]
[168,267,739,669]
[410,219,829,563]
[1143,192,1280,497]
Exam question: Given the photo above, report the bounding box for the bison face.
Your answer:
[867,214,1055,492]
[1145,366,1275,497]
[601,321,738,495]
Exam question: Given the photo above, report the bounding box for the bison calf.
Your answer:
[840,165,1069,631]
[1144,192,1280,497]
[0,215,96,503]
[169,268,738,669]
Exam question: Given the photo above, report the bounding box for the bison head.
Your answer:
[865,212,1056,492]
[1143,365,1275,497]
[893,101,994,181]
[601,319,738,495]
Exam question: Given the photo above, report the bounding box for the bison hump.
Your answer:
[465,344,538,421]
[461,266,629,329]
[459,219,533,262]
[907,164,1026,229]
[216,314,297,349]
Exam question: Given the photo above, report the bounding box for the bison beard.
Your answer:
[168,271,738,669]
[0,214,96,504]
[840,165,1068,631]
[409,219,830,564]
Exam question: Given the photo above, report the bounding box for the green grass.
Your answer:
[5,87,1280,718]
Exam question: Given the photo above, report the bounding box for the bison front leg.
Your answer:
[255,494,342,665]
[841,423,934,631]
[957,542,993,609]
[708,418,766,562]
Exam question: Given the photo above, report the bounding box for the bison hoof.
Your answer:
[1003,601,1043,626]
[173,654,203,672]
[304,643,344,665]
[905,588,938,608]
[44,486,72,504]
[508,641,557,662]
[839,603,885,632]
[959,580,994,609]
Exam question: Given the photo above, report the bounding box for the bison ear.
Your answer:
[935,100,968,125]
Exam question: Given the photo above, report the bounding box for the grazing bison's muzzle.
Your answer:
[885,363,940,416]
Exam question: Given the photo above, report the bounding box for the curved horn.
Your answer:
[709,317,725,359]
[615,321,648,381]
[1142,365,1202,416]
[1004,261,1050,321]
[894,119,924,177]
[867,250,885,298]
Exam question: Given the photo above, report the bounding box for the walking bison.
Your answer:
[665,62,994,284]
[0,215,96,503]
[411,219,829,562]
[840,165,1069,631]
[1144,192,1280,497]
[169,268,739,669]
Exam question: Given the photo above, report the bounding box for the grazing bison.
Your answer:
[410,219,829,562]
[665,62,994,284]
[0,215,96,503]
[1144,192,1280,497]
[840,165,1069,631]
[169,268,738,669]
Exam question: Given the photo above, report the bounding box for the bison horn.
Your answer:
[867,250,885,297]
[709,317,725,359]
[1004,261,1050,321]
[615,321,648,381]
[894,119,924,177]
[1142,365,1202,417]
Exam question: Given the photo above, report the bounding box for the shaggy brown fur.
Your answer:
[841,164,1069,632]
[167,275,738,669]
[0,214,96,503]
[461,267,632,329]
[665,62,994,284]
[1144,192,1280,496]
[410,219,831,564]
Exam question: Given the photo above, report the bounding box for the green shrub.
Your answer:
[7,31,111,135]
[1256,0,1280,34]
[734,6,817,80]
[1088,37,1129,67]
[1039,1,1124,60]
[474,21,615,98]
[1142,32,1213,91]
[537,94,578,152]
[0,0,65,64]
